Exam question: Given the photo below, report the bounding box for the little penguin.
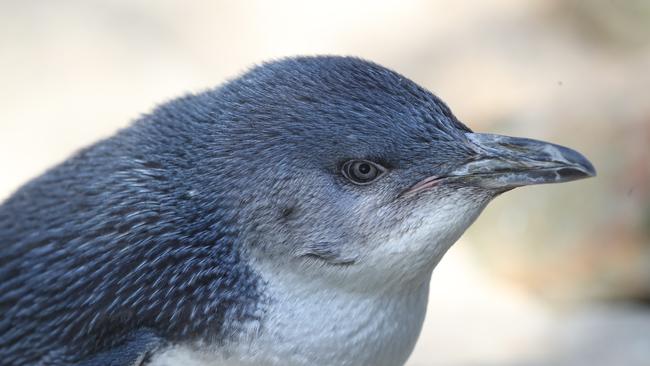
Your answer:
[0,56,595,366]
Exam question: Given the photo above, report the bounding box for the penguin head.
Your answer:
[154,56,595,290]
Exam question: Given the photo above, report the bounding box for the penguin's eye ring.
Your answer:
[341,160,386,185]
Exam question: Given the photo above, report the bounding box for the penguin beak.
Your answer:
[446,133,596,190]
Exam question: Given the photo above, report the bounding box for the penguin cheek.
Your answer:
[363,187,492,268]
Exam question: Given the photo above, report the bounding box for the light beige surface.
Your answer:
[1,1,649,365]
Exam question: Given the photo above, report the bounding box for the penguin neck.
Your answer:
[231,259,433,366]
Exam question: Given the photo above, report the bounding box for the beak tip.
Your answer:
[564,150,596,180]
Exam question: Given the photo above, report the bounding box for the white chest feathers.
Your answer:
[149,272,432,366]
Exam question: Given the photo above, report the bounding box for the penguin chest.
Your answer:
[232,279,430,366]
[149,281,429,366]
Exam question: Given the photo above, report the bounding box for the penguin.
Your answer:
[0,56,595,366]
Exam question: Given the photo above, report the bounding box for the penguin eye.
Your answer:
[341,160,386,185]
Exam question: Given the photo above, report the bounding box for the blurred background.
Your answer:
[1,0,648,365]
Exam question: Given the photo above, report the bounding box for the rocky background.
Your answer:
[1,1,648,365]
